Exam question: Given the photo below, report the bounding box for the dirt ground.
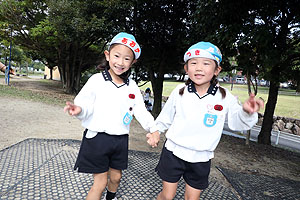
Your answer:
[1,75,300,190]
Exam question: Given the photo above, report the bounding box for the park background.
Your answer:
[1,73,300,199]
[1,0,300,145]
[0,1,300,199]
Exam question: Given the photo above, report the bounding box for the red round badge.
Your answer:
[214,104,223,111]
[129,94,135,99]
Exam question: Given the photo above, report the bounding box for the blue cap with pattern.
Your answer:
[184,42,222,65]
[109,32,141,59]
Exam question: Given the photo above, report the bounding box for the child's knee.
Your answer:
[109,168,122,184]
[109,174,121,185]
[93,173,108,188]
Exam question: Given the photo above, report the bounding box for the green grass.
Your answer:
[220,83,300,118]
[1,77,299,119]
[139,81,300,119]
[0,84,66,106]
[139,80,183,97]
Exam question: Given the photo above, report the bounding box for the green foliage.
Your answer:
[30,19,58,46]
[0,0,114,93]
[32,61,45,71]
[193,0,300,84]
[134,1,198,74]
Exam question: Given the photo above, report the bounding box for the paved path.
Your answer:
[0,139,237,200]
[1,138,300,199]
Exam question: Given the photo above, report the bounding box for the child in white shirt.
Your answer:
[64,32,158,200]
[147,41,264,200]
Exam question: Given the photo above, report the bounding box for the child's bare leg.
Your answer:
[86,172,108,200]
[107,168,122,192]
[157,181,178,200]
[184,183,202,200]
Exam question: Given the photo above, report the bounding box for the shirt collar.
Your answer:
[102,68,130,86]
[187,82,218,96]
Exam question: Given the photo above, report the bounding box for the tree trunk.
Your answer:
[4,56,8,66]
[258,80,279,144]
[72,42,81,94]
[60,66,66,89]
[245,71,252,145]
[50,68,53,80]
[26,63,28,76]
[57,47,66,89]
[150,70,164,119]
[58,67,63,82]
[150,51,167,118]
[58,43,82,94]
[58,44,75,94]
[65,43,76,94]
[296,79,300,93]
[246,130,250,145]
[61,68,75,94]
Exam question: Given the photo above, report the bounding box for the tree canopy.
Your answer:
[193,0,300,144]
[0,0,111,93]
[1,0,300,144]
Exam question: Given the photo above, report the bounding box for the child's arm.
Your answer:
[146,85,181,148]
[133,89,157,130]
[131,86,160,146]
[71,74,98,120]
[154,85,179,132]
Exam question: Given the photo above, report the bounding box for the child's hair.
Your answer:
[179,60,226,98]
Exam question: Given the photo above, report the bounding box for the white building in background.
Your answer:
[44,66,60,80]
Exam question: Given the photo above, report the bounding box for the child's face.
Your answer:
[184,57,221,87]
[104,44,136,76]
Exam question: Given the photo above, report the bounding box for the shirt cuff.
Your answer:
[149,125,159,134]
[240,109,258,119]
[239,109,258,129]
[75,108,85,120]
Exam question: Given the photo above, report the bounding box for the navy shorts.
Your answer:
[74,129,129,173]
[156,146,211,190]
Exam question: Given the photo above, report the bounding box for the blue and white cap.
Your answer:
[109,32,141,59]
[183,42,222,65]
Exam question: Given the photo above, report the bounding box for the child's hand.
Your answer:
[146,131,160,148]
[243,93,264,114]
[64,101,82,116]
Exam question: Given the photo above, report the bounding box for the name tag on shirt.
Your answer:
[123,112,133,125]
[204,113,217,127]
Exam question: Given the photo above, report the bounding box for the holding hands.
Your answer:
[146,131,160,148]
[64,101,82,116]
[243,93,264,114]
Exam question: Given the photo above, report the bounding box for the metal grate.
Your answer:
[0,139,238,199]
[218,167,300,200]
